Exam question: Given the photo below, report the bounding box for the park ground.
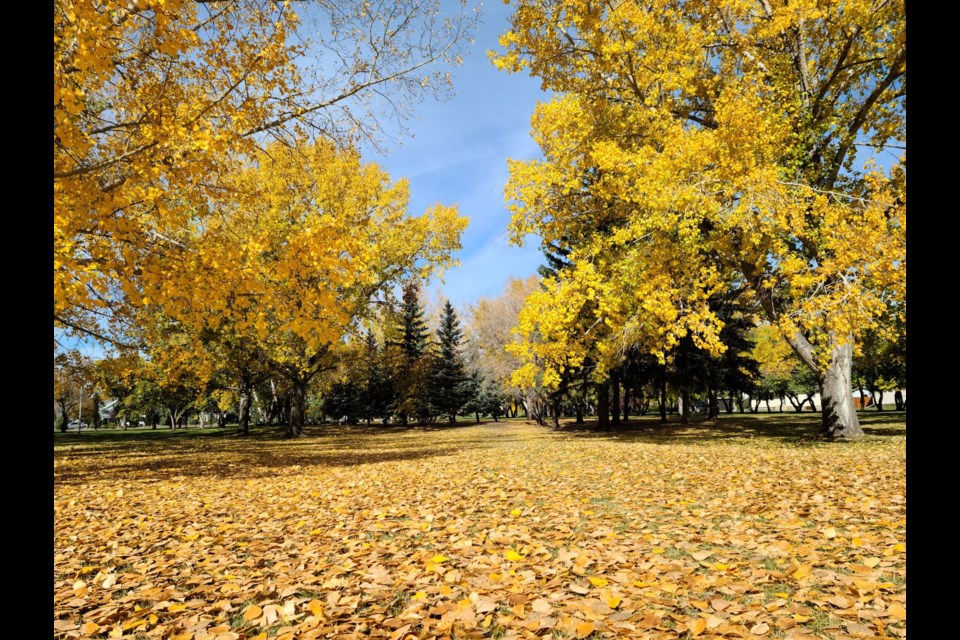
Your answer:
[54,413,906,640]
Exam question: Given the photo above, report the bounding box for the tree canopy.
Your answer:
[494,0,905,438]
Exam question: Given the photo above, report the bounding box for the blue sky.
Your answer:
[365,1,549,308]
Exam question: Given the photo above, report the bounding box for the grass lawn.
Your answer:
[54,412,905,639]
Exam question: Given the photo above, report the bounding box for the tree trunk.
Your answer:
[575,398,584,424]
[597,381,610,428]
[737,394,744,413]
[820,340,863,439]
[238,381,252,434]
[872,389,884,411]
[659,366,668,423]
[287,377,307,437]
[707,385,718,419]
[551,395,561,428]
[680,387,690,424]
[894,389,903,411]
[611,371,621,426]
[765,397,771,412]
[622,382,630,423]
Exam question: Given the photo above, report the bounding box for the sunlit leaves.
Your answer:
[493,0,905,406]
[54,417,906,638]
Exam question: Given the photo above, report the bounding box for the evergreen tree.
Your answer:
[360,330,392,424]
[400,281,430,360]
[430,301,471,423]
[392,281,433,424]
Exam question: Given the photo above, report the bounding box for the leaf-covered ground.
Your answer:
[54,414,906,640]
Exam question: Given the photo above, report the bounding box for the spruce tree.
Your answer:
[430,301,470,423]
[400,281,430,360]
[393,281,432,424]
[360,330,392,424]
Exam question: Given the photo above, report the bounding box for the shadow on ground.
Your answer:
[53,412,904,485]
[548,410,906,445]
[53,422,502,485]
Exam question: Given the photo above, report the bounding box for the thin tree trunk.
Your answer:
[680,387,690,424]
[238,378,252,434]
[659,366,668,423]
[622,382,630,423]
[611,371,621,426]
[872,389,884,411]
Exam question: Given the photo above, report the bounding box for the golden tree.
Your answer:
[495,0,905,438]
[142,140,466,436]
[54,0,477,345]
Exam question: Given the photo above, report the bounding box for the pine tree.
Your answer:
[400,281,430,361]
[392,281,433,424]
[430,301,471,423]
[360,330,392,425]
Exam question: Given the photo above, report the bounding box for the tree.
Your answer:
[467,276,544,420]
[55,0,478,347]
[430,301,471,423]
[131,141,465,436]
[494,0,905,439]
[391,281,436,425]
[359,330,393,425]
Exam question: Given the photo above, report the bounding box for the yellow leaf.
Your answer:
[167,603,188,612]
[505,550,524,562]
[431,555,449,564]
[510,509,522,516]
[887,603,906,620]
[689,617,707,636]
[244,605,263,621]
[607,596,621,609]
[575,621,596,638]
[588,577,608,588]
[792,565,811,580]
[863,556,881,568]
[308,599,325,617]
[822,527,837,539]
[80,621,100,636]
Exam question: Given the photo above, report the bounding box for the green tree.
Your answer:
[430,301,471,423]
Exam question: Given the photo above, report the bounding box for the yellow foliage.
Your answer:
[494,0,905,386]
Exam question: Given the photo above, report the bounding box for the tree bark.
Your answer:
[659,368,667,423]
[680,387,690,424]
[286,377,307,437]
[611,370,621,426]
[820,340,863,439]
[872,389,884,411]
[238,378,253,434]
[622,382,630,423]
[597,381,610,428]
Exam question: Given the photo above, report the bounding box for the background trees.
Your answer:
[493,0,905,439]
